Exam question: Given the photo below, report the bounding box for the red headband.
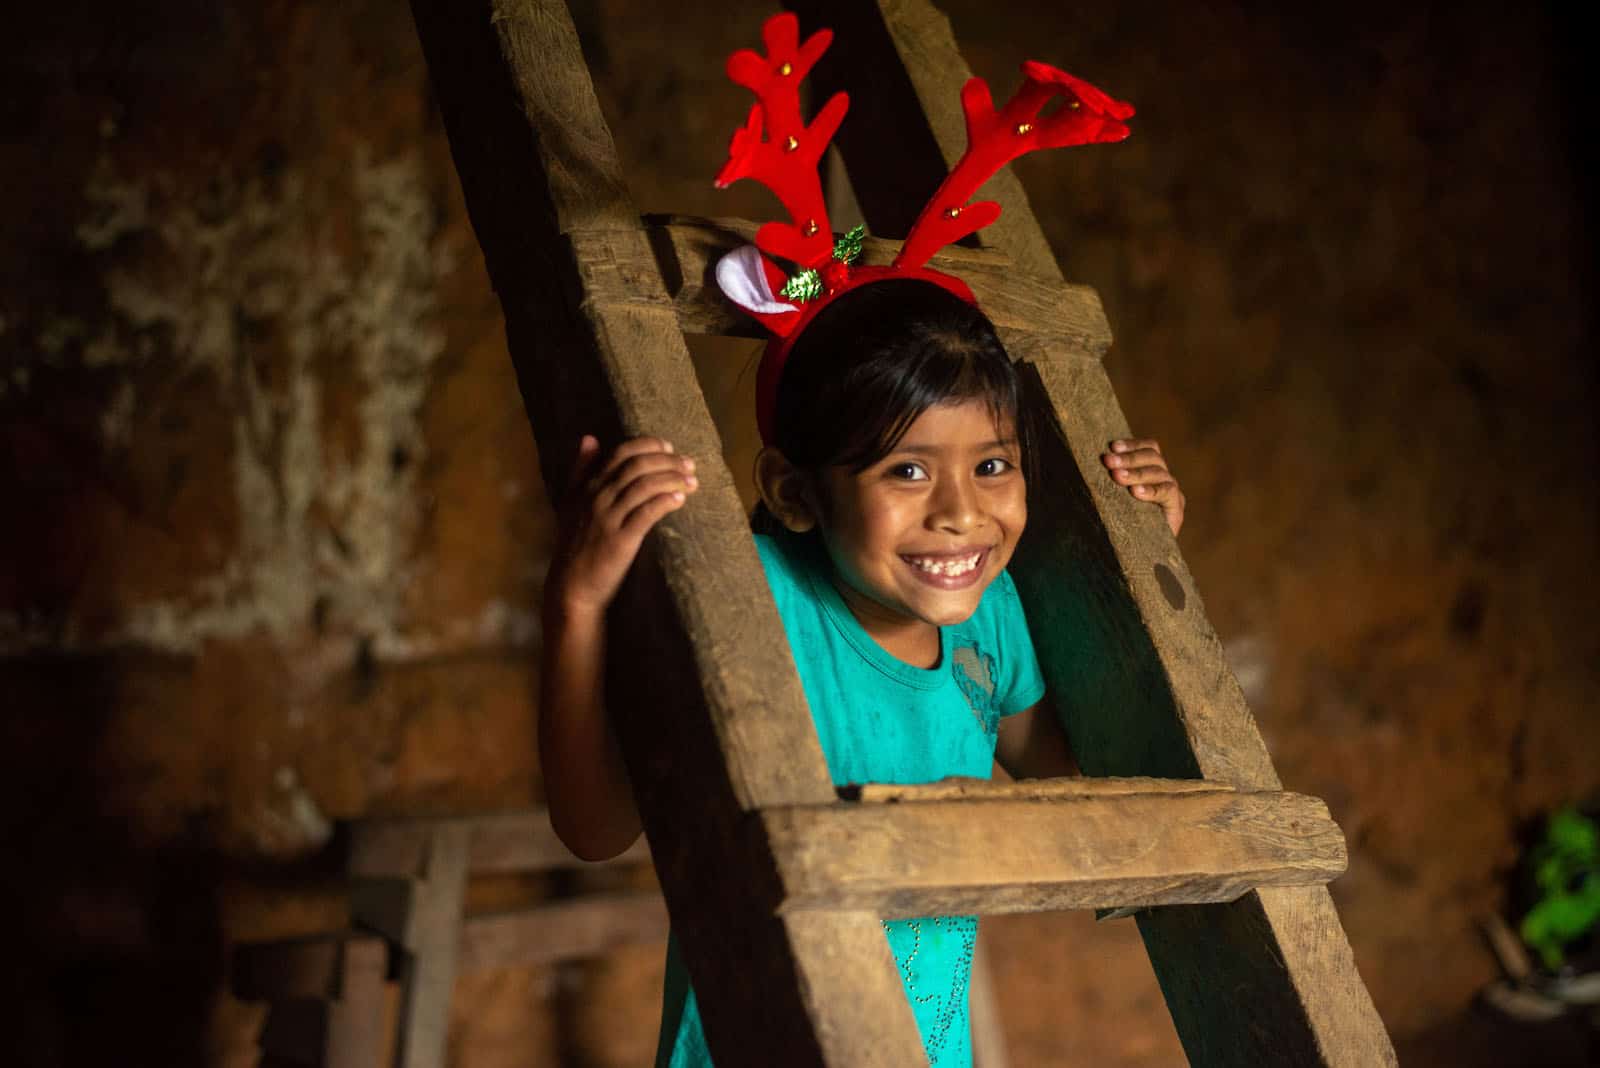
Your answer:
[713,14,1134,444]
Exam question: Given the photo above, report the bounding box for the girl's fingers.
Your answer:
[600,437,676,473]
[1111,463,1174,485]
[618,488,689,536]
[589,437,679,492]
[566,434,602,492]
[1132,479,1179,502]
[1103,447,1168,472]
[1110,437,1162,456]
[1134,480,1186,536]
[591,452,695,508]
[606,469,698,524]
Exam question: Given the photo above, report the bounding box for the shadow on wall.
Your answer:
[4,656,223,1066]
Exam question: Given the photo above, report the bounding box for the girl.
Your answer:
[539,279,1185,1066]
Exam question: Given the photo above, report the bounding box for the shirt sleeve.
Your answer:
[989,569,1047,716]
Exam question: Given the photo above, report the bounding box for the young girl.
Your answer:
[539,279,1185,1066]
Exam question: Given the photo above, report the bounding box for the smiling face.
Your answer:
[809,398,1027,661]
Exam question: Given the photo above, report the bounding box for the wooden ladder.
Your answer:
[407,0,1398,1064]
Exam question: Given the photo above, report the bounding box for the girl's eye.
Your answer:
[976,457,1014,477]
[887,462,930,481]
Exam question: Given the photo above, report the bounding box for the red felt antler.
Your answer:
[893,62,1134,271]
[714,14,848,269]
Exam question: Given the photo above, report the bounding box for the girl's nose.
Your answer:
[928,476,983,534]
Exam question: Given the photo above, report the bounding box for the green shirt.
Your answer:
[658,531,1046,1067]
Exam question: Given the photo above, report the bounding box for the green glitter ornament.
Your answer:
[779,269,823,303]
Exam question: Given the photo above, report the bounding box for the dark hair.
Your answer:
[772,279,1020,472]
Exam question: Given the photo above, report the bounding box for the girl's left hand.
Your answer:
[1102,438,1185,537]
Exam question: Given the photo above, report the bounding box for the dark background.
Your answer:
[3,0,1596,1064]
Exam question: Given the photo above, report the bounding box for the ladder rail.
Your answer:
[407,0,926,1061]
[784,1,1398,1063]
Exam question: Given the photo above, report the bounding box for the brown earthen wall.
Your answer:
[3,1,1595,1065]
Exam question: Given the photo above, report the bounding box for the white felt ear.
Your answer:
[715,244,799,316]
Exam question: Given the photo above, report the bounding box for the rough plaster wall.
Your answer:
[3,1,1597,1066]
[3,2,560,1063]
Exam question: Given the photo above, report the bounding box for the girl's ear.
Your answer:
[754,448,818,533]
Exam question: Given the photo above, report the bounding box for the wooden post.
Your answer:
[785,1,1397,1063]
[405,1,924,1062]
[350,823,469,1068]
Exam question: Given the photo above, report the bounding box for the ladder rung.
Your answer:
[459,892,670,971]
[348,808,650,878]
[640,214,1113,358]
[762,778,1345,916]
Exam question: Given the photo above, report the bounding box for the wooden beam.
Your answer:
[406,1,924,1062]
[240,935,393,1068]
[643,215,1112,359]
[349,824,469,1068]
[787,2,1397,1064]
[459,893,670,972]
[347,808,649,878]
[763,785,1345,916]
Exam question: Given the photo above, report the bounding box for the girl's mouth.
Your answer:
[901,548,988,588]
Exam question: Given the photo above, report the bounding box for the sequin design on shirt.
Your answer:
[882,915,979,1064]
[951,643,1000,740]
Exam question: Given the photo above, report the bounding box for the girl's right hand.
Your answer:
[547,435,699,617]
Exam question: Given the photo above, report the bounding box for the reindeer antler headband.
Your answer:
[714,14,1135,444]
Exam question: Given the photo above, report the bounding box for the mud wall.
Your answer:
[3,1,1595,1065]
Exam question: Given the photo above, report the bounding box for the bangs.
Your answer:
[771,279,1021,474]
[831,341,1020,472]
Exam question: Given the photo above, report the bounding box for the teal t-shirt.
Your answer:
[657,531,1046,1067]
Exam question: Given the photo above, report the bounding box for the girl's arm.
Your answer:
[995,695,1080,780]
[539,435,698,861]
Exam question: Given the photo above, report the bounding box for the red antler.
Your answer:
[714,13,847,269]
[893,62,1134,271]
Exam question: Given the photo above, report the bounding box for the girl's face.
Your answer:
[817,398,1026,649]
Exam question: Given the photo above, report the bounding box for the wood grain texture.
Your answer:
[407,1,926,1061]
[254,946,394,1068]
[847,775,1233,804]
[459,892,670,972]
[764,789,1345,915]
[395,825,469,1068]
[644,215,1111,357]
[782,910,925,1068]
[789,1,1396,1063]
[347,808,649,878]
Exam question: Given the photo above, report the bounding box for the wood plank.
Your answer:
[407,1,926,1062]
[763,789,1345,916]
[844,774,1232,804]
[458,892,670,972]
[348,808,650,878]
[246,936,392,1068]
[349,824,469,1068]
[782,910,926,1067]
[791,2,1396,1063]
[644,215,1111,357]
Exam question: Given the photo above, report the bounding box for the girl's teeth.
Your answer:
[909,552,981,577]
